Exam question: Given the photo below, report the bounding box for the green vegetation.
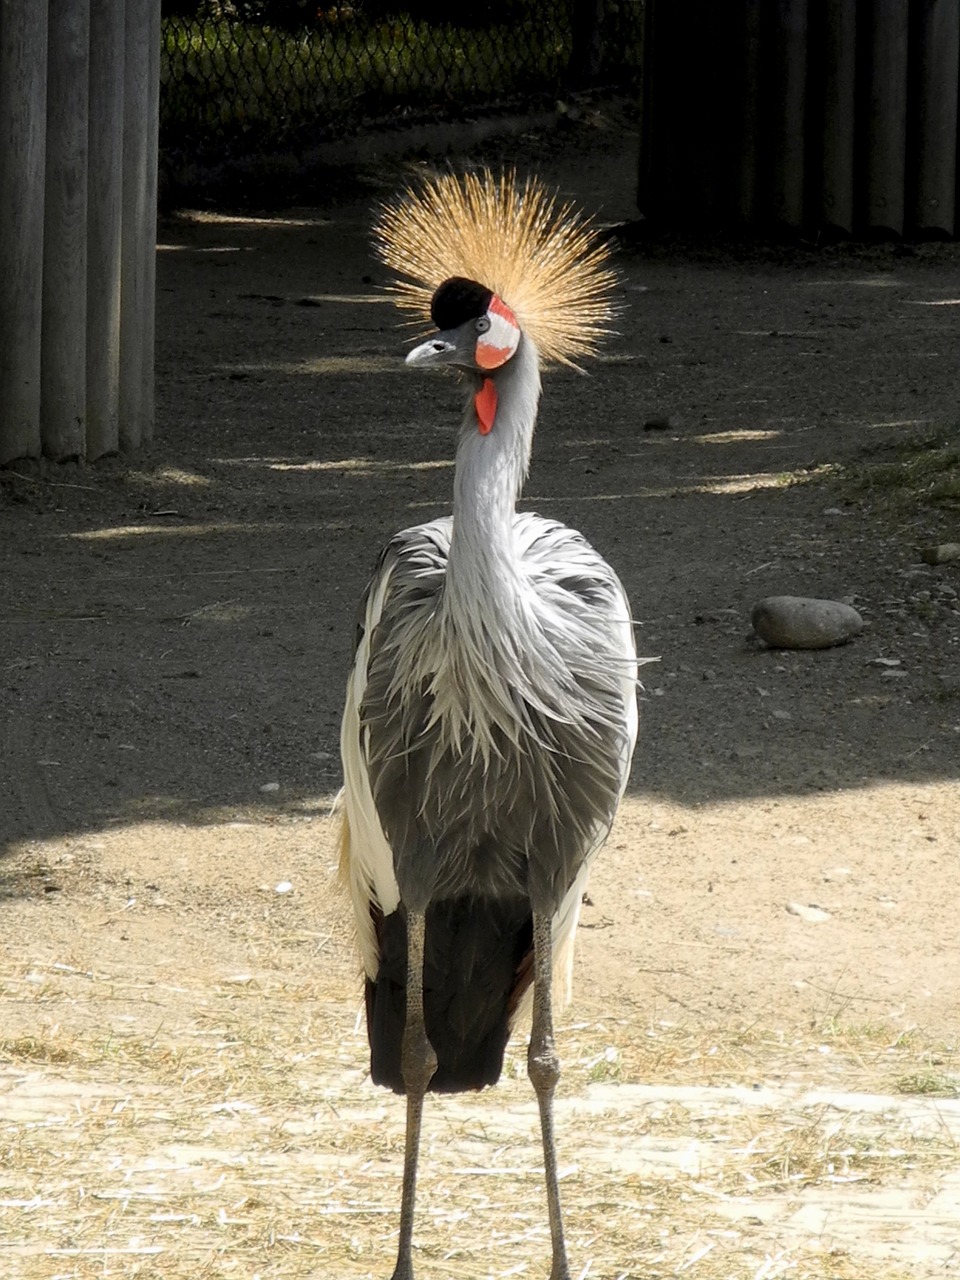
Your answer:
[160,13,571,140]
[896,1070,960,1097]
[846,432,960,511]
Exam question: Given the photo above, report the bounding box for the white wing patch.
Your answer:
[340,558,402,979]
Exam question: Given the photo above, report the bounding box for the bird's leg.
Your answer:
[391,909,437,1280]
[528,910,571,1280]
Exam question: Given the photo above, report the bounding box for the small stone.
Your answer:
[920,543,960,565]
[274,881,293,895]
[786,901,832,923]
[867,657,901,667]
[259,781,280,793]
[751,596,863,649]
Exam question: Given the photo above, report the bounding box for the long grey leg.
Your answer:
[528,910,571,1280]
[390,909,437,1280]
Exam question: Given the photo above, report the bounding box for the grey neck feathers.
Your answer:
[445,334,541,612]
[429,335,556,756]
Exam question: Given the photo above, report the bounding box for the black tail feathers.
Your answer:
[366,896,533,1094]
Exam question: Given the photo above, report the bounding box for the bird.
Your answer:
[338,169,639,1280]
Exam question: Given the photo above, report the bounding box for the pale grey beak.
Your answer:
[406,330,465,368]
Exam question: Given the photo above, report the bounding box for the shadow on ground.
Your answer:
[3,154,960,865]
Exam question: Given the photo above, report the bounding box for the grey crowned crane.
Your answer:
[339,170,639,1280]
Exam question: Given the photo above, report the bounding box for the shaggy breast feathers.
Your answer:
[342,514,636,921]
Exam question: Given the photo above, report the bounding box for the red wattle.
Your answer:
[474,378,497,434]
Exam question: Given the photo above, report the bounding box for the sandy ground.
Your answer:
[2,110,960,1277]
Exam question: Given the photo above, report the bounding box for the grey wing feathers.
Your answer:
[351,519,452,655]
[355,513,636,909]
[516,511,632,615]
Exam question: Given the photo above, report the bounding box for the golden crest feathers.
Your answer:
[374,169,618,369]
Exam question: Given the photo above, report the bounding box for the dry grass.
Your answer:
[842,431,960,515]
[2,945,956,1280]
[1,814,955,1280]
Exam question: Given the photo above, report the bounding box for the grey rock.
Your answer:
[920,543,960,565]
[751,596,864,650]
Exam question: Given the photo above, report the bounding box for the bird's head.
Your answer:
[405,276,521,374]
[375,171,618,435]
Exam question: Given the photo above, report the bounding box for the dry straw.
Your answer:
[2,884,953,1280]
[2,981,952,1280]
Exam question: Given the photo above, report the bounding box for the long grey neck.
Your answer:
[444,334,541,612]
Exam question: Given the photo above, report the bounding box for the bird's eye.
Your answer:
[475,316,491,334]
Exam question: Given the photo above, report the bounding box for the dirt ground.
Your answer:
[2,110,960,1278]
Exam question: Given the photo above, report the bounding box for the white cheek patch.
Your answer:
[475,294,520,370]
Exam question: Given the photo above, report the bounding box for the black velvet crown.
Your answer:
[430,276,493,330]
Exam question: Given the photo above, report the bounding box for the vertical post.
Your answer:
[770,0,809,229]
[142,0,161,445]
[41,0,90,461]
[636,0,661,220]
[817,0,857,236]
[0,1,49,464]
[733,0,763,227]
[912,0,959,236]
[637,0,738,227]
[87,0,126,459]
[865,0,909,235]
[120,0,161,452]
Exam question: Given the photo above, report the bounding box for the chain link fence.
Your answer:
[160,1,643,156]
